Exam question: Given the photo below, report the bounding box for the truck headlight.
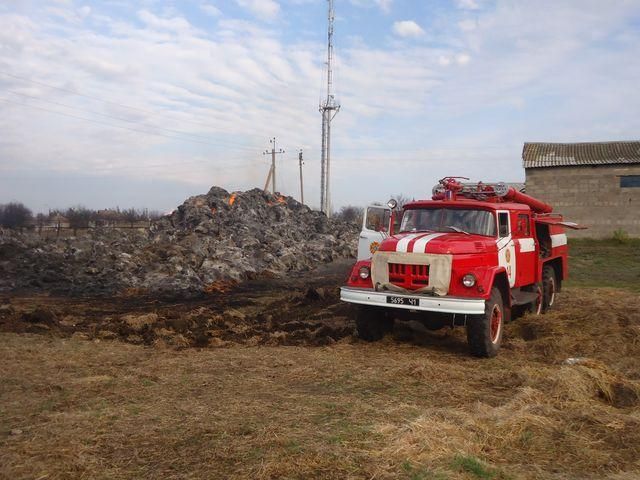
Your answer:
[462,273,476,288]
[358,266,371,280]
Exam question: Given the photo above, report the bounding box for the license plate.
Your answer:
[386,295,419,306]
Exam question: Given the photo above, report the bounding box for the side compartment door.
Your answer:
[496,210,516,287]
[357,205,392,261]
[513,212,537,286]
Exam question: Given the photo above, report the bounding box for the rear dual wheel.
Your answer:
[528,282,544,315]
[528,265,557,315]
[467,287,504,358]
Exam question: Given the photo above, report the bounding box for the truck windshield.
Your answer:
[400,208,496,237]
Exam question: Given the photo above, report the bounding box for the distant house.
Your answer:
[523,141,640,238]
[47,214,70,229]
[94,209,120,227]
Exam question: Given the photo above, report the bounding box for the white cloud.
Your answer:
[234,0,280,20]
[377,0,393,13]
[78,6,91,19]
[456,53,471,65]
[458,19,476,31]
[1,1,640,211]
[137,10,193,33]
[438,55,452,66]
[350,0,393,13]
[456,0,480,10]
[200,3,222,17]
[392,20,425,38]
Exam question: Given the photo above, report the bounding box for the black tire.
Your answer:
[466,287,505,358]
[355,305,394,342]
[526,282,543,315]
[541,265,557,313]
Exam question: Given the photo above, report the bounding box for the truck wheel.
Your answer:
[355,305,394,342]
[541,265,556,313]
[528,282,543,315]
[466,287,504,357]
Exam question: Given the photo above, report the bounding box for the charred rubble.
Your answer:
[0,187,357,297]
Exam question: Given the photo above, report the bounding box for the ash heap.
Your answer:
[0,187,357,297]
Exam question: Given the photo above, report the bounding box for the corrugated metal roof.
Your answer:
[522,141,640,169]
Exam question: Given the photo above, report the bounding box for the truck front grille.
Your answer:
[388,263,429,290]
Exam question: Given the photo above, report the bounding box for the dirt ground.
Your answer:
[2,249,640,479]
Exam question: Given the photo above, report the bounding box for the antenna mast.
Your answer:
[320,0,340,217]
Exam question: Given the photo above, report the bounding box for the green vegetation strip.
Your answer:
[567,238,640,292]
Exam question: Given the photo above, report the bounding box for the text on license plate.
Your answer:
[386,296,419,306]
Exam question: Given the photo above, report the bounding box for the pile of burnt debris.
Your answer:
[0,187,357,297]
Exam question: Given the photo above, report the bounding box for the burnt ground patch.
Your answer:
[0,259,356,348]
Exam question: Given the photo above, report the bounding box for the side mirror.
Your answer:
[387,199,398,210]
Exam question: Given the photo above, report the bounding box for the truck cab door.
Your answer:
[496,210,517,287]
[357,205,392,261]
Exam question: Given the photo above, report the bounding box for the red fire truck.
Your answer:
[341,177,583,357]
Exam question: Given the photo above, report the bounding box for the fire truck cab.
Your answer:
[341,177,583,357]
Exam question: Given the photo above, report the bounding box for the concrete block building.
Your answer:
[523,141,640,238]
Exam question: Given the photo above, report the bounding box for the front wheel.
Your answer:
[466,287,504,357]
[355,305,394,341]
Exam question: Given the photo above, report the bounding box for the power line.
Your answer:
[5,89,258,152]
[92,157,264,173]
[0,71,155,114]
[0,96,258,150]
[0,71,264,149]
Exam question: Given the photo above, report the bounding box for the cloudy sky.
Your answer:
[1,0,639,213]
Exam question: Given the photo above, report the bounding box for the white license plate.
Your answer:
[386,296,419,306]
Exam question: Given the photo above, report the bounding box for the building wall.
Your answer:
[525,164,640,238]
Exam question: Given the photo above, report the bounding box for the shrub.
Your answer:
[0,202,33,229]
[336,206,364,224]
[612,229,629,244]
[66,206,93,230]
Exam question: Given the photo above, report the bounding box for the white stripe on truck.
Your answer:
[411,233,446,253]
[519,238,536,253]
[396,233,422,252]
[551,233,567,248]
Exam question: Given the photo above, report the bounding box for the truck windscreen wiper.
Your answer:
[440,225,470,235]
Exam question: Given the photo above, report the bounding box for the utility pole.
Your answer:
[298,150,305,205]
[263,166,273,193]
[263,137,285,193]
[319,0,340,217]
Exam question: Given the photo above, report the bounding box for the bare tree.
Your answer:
[66,206,93,232]
[0,203,33,229]
[390,194,413,210]
[389,194,414,231]
[35,213,47,231]
[336,205,364,224]
[121,208,139,228]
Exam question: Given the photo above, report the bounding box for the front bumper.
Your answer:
[340,287,485,315]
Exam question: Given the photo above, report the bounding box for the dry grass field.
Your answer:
[1,241,639,479]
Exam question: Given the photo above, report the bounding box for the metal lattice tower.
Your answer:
[320,0,340,217]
